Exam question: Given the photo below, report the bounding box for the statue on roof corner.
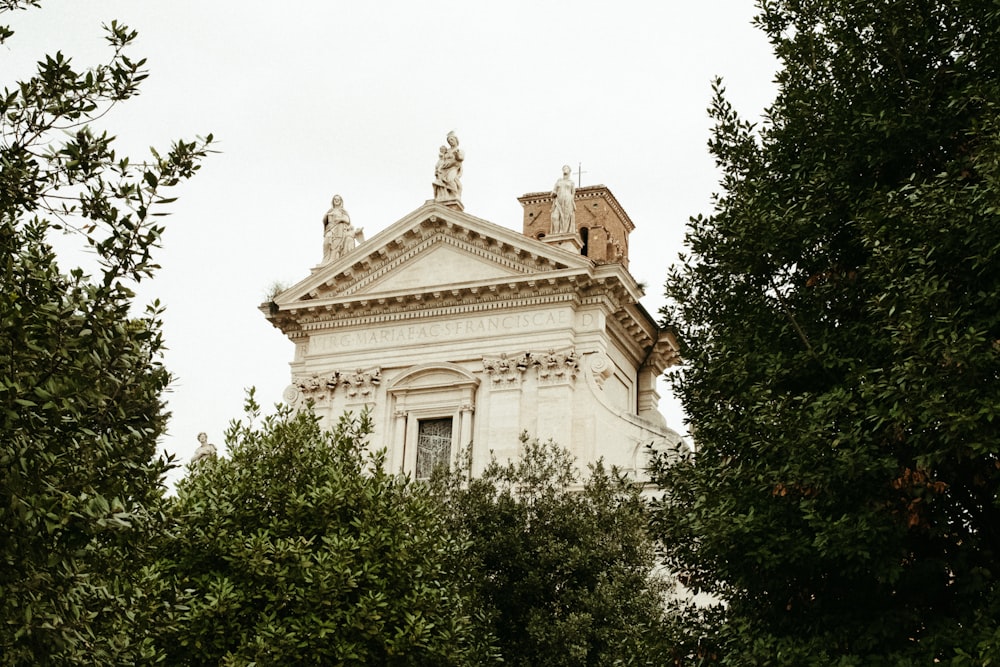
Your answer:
[322,194,364,263]
[550,164,576,234]
[432,131,464,207]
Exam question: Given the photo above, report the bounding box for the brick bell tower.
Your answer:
[517,183,634,269]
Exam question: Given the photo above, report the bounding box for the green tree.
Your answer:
[651,0,1000,663]
[153,396,492,666]
[436,435,677,666]
[0,3,211,663]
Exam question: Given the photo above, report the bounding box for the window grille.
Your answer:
[416,418,452,479]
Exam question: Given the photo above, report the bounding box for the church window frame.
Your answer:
[415,417,454,479]
[387,363,478,479]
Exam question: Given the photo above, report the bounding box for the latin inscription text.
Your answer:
[312,311,571,352]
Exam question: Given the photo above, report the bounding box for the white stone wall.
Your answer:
[269,203,683,480]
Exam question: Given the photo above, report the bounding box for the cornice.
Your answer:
[605,311,653,359]
[265,267,650,336]
[299,215,574,302]
[267,280,583,337]
[261,206,662,356]
[643,330,682,373]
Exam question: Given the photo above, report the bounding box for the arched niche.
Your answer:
[386,363,480,478]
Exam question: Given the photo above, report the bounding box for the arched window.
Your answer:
[386,363,479,479]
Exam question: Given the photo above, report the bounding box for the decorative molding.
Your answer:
[482,348,579,387]
[530,347,578,384]
[340,367,381,400]
[642,333,682,374]
[270,266,643,331]
[292,371,339,403]
[482,352,531,387]
[302,219,568,303]
[588,353,614,389]
[291,366,382,403]
[341,233,539,298]
[282,384,304,407]
[272,283,584,333]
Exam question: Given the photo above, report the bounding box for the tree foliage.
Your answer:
[153,396,491,666]
[436,435,677,666]
[0,3,211,663]
[652,0,1000,663]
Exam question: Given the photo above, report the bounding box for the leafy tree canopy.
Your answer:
[153,396,492,666]
[435,435,680,666]
[652,0,1000,663]
[0,2,211,663]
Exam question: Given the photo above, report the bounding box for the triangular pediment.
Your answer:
[367,241,522,293]
[263,201,660,356]
[275,201,592,306]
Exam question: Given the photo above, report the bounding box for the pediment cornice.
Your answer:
[327,227,553,300]
[276,204,589,305]
[261,202,670,361]
[264,270,624,334]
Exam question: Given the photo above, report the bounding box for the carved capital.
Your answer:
[340,366,381,399]
[482,352,530,387]
[292,371,339,402]
[530,347,579,384]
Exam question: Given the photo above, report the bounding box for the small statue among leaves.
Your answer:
[191,432,217,464]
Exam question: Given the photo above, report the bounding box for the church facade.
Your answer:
[262,170,682,480]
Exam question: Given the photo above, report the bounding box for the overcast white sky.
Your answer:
[5,1,778,486]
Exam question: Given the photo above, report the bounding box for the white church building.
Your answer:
[262,143,683,480]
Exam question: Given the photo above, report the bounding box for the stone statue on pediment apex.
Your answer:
[432,131,464,208]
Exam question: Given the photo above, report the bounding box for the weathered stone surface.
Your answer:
[264,190,681,480]
[322,195,364,264]
[550,165,576,234]
[432,132,464,210]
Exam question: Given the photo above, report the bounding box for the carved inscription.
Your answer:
[312,310,571,353]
